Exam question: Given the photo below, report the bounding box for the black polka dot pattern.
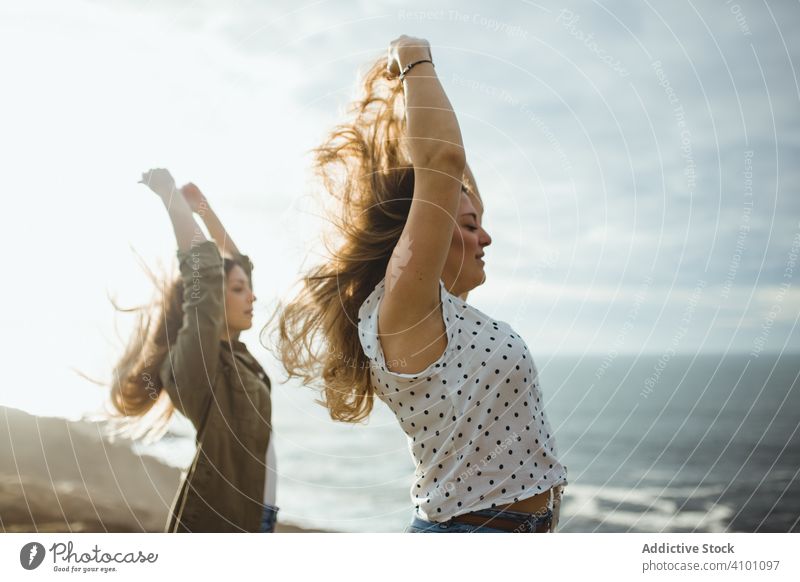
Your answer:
[356,277,568,522]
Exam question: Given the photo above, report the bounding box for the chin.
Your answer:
[459,272,485,295]
[473,267,487,286]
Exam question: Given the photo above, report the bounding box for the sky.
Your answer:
[0,0,798,419]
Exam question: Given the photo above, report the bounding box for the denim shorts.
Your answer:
[404,506,553,533]
[259,504,279,533]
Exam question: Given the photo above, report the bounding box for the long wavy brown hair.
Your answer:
[269,56,472,423]
[107,254,242,441]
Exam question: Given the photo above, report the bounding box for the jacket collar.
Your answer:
[221,337,248,353]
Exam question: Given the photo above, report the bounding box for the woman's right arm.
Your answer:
[381,36,466,324]
[139,168,224,426]
[139,168,205,252]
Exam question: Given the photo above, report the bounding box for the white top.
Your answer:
[263,432,277,507]
[358,277,568,522]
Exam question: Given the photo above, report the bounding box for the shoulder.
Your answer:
[357,276,464,367]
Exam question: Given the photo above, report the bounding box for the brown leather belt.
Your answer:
[450,509,552,533]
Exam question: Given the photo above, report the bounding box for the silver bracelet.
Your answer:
[399,58,434,81]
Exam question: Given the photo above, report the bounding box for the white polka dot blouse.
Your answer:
[358,276,568,522]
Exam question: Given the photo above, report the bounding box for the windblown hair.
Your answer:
[107,255,242,442]
[268,56,419,423]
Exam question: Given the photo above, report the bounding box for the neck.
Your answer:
[442,274,469,300]
[221,329,241,343]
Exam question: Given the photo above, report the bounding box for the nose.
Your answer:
[480,227,492,248]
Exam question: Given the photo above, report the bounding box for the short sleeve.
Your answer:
[356,277,460,380]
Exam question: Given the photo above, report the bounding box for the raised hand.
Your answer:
[180,182,208,214]
[139,168,177,200]
[387,35,432,79]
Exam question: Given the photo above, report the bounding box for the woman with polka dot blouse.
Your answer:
[274,35,567,533]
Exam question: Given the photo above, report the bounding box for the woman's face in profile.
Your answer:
[443,171,492,296]
[224,264,256,332]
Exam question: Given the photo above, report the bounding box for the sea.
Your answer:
[138,351,800,533]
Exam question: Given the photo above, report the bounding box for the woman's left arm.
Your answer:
[181,182,241,256]
[181,182,253,280]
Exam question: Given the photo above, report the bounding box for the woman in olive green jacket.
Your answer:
[111,168,275,532]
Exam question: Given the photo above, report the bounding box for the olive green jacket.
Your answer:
[159,240,272,532]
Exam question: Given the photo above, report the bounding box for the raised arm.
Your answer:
[180,182,241,257]
[381,35,466,322]
[139,169,206,251]
[139,168,223,427]
[180,182,254,284]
